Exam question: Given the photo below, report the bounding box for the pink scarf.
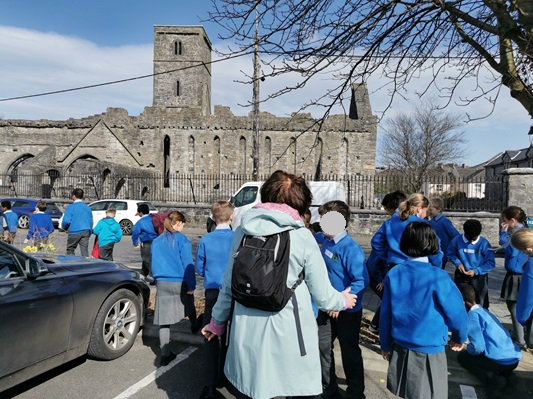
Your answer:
[253,202,302,221]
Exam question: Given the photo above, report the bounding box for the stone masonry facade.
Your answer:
[0,26,377,184]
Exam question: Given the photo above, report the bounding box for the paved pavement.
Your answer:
[47,228,533,396]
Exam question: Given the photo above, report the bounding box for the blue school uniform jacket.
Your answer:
[447,235,495,275]
[151,231,195,289]
[3,210,18,233]
[380,258,468,353]
[429,214,460,262]
[320,231,369,313]
[195,225,234,289]
[61,200,93,234]
[466,304,521,365]
[131,214,158,246]
[371,214,444,268]
[26,212,54,240]
[500,225,529,274]
[517,257,533,326]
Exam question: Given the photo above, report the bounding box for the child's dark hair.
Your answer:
[1,200,11,209]
[460,285,479,305]
[310,222,322,234]
[399,221,440,257]
[501,206,528,228]
[463,219,482,242]
[319,200,351,226]
[382,191,407,212]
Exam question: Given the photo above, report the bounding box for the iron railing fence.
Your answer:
[0,172,506,212]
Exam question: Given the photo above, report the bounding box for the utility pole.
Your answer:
[251,11,260,181]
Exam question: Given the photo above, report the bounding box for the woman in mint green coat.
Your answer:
[202,171,356,399]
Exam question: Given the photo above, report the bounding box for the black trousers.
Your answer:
[66,230,91,257]
[454,270,490,309]
[368,277,383,327]
[99,242,115,261]
[140,240,152,277]
[457,351,518,383]
[318,309,365,399]
[203,289,226,387]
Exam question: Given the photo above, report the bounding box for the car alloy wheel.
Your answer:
[18,215,30,229]
[120,219,133,235]
[88,289,141,360]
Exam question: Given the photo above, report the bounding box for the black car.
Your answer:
[0,240,150,392]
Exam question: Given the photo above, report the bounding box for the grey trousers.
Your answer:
[66,230,91,257]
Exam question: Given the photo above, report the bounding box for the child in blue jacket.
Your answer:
[1,200,18,244]
[92,208,122,260]
[428,196,460,269]
[499,206,531,349]
[25,201,54,247]
[371,193,443,270]
[380,222,468,399]
[365,190,406,333]
[448,219,495,309]
[195,201,234,399]
[510,229,533,346]
[458,285,521,399]
[317,200,368,399]
[151,211,196,367]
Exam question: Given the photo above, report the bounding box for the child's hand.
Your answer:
[501,222,509,232]
[381,350,390,361]
[327,311,339,319]
[449,340,465,352]
[465,270,475,277]
[376,282,384,292]
[457,264,466,274]
[187,290,194,295]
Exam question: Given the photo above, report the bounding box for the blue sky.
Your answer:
[1,0,531,167]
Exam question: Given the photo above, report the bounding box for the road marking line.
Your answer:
[112,346,197,399]
[460,384,478,399]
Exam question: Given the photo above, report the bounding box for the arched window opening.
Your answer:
[265,137,272,174]
[240,136,247,174]
[213,136,221,176]
[188,136,195,173]
[164,135,171,188]
[174,41,182,55]
[7,154,35,181]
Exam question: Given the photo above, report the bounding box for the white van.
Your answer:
[207,181,346,231]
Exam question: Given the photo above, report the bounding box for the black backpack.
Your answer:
[230,229,306,356]
[231,230,303,311]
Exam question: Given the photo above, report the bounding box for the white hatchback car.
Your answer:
[59,200,158,235]
[88,200,158,235]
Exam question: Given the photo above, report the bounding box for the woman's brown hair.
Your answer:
[260,170,312,216]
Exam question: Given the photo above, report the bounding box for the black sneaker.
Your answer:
[160,351,177,367]
[368,323,379,334]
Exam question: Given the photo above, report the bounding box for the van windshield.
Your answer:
[231,186,258,208]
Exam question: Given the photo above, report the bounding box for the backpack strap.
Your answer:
[291,269,306,356]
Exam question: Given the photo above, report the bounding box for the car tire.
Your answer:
[119,219,133,235]
[18,215,30,229]
[87,289,141,360]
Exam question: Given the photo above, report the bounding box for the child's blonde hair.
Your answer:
[430,197,444,210]
[106,208,117,217]
[511,228,533,253]
[398,193,429,221]
[212,201,234,224]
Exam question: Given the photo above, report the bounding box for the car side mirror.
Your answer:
[26,258,46,279]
